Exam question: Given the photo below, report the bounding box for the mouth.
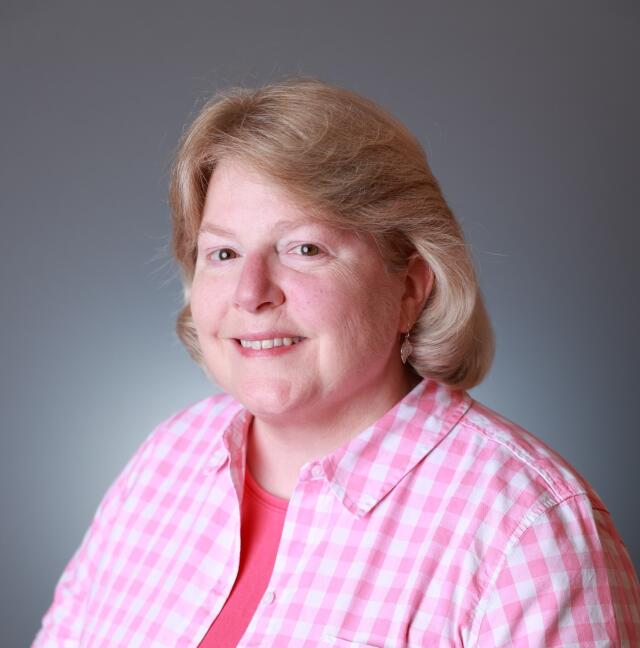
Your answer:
[235,336,305,351]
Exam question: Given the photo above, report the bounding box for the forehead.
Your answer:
[202,158,304,223]
[200,158,364,244]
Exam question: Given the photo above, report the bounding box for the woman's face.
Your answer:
[191,158,413,425]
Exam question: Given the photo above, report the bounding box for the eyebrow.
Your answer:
[198,223,235,237]
[198,218,315,238]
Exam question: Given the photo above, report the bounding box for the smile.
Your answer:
[238,336,304,350]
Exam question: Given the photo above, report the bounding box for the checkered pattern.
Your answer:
[33,380,640,646]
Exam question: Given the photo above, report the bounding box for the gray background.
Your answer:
[2,2,638,645]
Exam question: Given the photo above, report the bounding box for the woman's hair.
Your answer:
[170,77,494,390]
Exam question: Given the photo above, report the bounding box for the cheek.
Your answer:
[189,281,207,326]
[190,277,226,331]
[292,270,400,344]
[286,274,356,330]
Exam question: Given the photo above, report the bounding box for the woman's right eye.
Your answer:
[208,248,238,262]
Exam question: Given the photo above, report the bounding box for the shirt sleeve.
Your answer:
[31,429,159,648]
[472,493,640,647]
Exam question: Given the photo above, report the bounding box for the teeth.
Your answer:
[239,336,302,350]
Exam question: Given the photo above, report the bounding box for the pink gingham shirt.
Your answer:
[34,379,640,647]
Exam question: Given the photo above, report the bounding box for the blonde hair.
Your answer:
[170,77,494,390]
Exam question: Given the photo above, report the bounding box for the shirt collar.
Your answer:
[215,379,472,518]
[320,379,472,517]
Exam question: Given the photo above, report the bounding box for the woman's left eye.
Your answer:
[293,243,321,256]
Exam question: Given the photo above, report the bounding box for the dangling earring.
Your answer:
[400,329,413,364]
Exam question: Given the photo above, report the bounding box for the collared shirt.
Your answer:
[33,380,640,647]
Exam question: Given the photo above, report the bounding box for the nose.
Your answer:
[233,252,285,312]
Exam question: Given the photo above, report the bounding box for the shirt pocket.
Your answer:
[321,636,382,648]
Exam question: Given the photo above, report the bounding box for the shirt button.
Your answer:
[203,451,227,475]
[263,590,276,605]
[361,495,376,509]
[311,464,324,479]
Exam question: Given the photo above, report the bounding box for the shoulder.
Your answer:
[116,391,243,497]
[452,401,640,645]
[456,398,604,508]
[157,390,243,439]
[415,393,612,576]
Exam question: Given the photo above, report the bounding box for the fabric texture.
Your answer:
[198,467,288,646]
[33,379,640,647]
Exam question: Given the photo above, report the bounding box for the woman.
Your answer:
[34,78,639,647]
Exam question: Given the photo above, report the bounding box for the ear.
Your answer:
[399,255,433,331]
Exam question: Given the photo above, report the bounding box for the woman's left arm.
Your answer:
[469,493,640,647]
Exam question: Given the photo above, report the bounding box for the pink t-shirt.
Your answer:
[198,467,288,647]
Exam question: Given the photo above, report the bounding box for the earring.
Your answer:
[400,329,413,364]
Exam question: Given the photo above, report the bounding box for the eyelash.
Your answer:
[204,243,322,263]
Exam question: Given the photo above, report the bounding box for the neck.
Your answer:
[246,369,421,499]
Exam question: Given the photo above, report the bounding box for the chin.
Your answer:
[229,376,301,419]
